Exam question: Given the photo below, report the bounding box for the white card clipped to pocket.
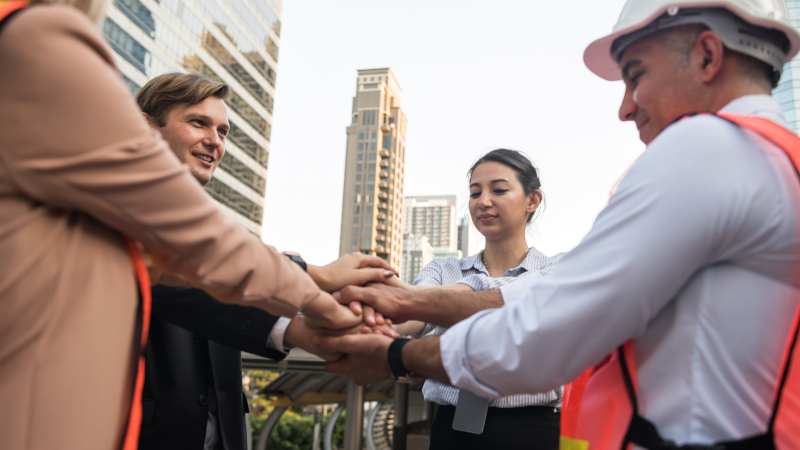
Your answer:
[451,389,490,434]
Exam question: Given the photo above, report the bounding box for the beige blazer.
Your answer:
[0,6,319,450]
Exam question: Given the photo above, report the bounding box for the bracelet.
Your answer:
[388,338,421,381]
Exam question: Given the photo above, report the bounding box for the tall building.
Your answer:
[402,233,433,284]
[457,216,482,258]
[774,1,800,131]
[102,0,282,235]
[403,195,458,253]
[338,69,408,270]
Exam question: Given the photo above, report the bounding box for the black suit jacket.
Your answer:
[139,286,287,450]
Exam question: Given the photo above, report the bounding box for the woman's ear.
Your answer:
[526,190,542,215]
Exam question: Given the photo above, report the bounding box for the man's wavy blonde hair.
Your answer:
[30,0,109,24]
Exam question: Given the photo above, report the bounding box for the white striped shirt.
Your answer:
[412,246,565,408]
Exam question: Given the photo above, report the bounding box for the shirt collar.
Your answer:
[718,94,787,127]
[461,246,547,275]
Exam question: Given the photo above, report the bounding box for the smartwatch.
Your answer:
[388,338,421,382]
[284,252,307,272]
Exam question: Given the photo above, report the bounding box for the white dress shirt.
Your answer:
[440,95,800,445]
[413,248,564,408]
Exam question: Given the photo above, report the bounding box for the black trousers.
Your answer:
[429,405,560,450]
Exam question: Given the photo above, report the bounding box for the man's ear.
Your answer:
[693,31,725,84]
[142,112,158,130]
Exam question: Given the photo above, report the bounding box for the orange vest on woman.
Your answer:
[560,113,800,450]
[0,5,153,450]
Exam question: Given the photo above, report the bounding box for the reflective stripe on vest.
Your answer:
[0,5,152,450]
[560,113,800,450]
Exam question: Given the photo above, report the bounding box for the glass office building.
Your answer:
[102,0,282,235]
[773,1,800,132]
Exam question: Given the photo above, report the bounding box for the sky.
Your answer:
[261,0,647,266]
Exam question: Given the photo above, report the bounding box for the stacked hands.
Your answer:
[294,253,478,385]
[287,252,409,363]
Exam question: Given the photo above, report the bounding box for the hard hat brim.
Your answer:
[584,3,800,82]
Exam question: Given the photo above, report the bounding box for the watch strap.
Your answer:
[284,252,307,272]
[388,338,412,379]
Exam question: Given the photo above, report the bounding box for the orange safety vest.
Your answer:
[560,113,800,450]
[0,4,152,450]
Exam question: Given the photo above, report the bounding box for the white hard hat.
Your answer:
[584,0,800,84]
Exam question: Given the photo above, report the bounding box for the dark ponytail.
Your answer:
[467,149,543,224]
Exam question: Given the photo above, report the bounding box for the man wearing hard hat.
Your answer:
[316,0,800,448]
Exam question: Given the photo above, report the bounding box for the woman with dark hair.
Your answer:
[395,148,563,450]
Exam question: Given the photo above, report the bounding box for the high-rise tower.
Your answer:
[102,0,282,235]
[339,69,408,270]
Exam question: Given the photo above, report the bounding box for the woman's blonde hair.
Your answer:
[30,0,109,24]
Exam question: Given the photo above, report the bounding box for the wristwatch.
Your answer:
[387,338,422,382]
[284,252,307,272]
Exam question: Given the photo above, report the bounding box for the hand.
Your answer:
[285,315,399,362]
[334,280,422,324]
[314,334,395,385]
[302,291,363,330]
[308,252,396,293]
[347,302,390,327]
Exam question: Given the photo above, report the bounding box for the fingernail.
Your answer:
[383,270,394,278]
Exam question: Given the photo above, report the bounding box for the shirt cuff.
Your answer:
[499,271,541,304]
[439,310,502,399]
[266,317,293,353]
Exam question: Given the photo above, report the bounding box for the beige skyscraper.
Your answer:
[339,69,408,270]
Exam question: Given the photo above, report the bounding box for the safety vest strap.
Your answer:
[121,237,152,450]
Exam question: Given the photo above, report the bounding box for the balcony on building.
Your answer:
[379,171,390,178]
[378,202,388,210]
[376,224,387,231]
[380,160,390,168]
[379,181,389,189]
[380,149,390,158]
[376,235,386,242]
[378,192,389,200]
[376,245,387,254]
[378,213,387,220]
[380,123,395,133]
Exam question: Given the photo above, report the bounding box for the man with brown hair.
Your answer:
[134,73,396,450]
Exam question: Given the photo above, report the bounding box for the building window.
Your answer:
[353,217,360,224]
[364,216,373,225]
[356,174,362,182]
[357,153,363,160]
[367,163,376,171]
[353,226,359,236]
[365,195,371,203]
[102,19,148,73]
[359,133,364,139]
[355,185,361,193]
[367,174,374,181]
[369,153,377,160]
[354,205,360,213]
[355,195,361,203]
[371,132,377,139]
[362,238,371,247]
[365,205,373,213]
[204,179,264,224]
[358,143,363,150]
[370,142,377,150]
[352,237,358,245]
[367,184,374,192]
[357,164,362,171]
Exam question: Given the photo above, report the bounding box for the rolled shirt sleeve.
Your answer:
[440,115,784,397]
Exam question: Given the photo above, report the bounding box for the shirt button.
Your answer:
[198,395,208,406]
[193,335,203,344]
[241,320,252,331]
